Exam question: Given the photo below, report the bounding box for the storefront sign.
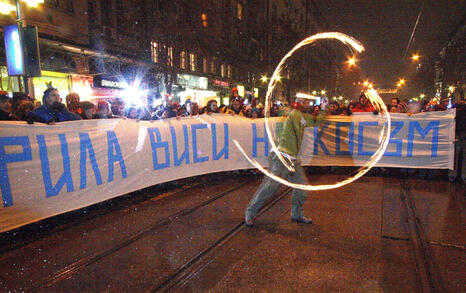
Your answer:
[33,71,71,98]
[177,74,208,90]
[213,79,229,87]
[254,88,259,98]
[3,25,24,76]
[93,76,125,89]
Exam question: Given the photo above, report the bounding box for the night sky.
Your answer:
[317,0,465,88]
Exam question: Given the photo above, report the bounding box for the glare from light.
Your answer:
[296,93,318,100]
[276,75,281,81]
[348,57,356,66]
[321,90,326,95]
[233,89,390,191]
[363,81,369,87]
[411,54,420,61]
[234,32,391,191]
[266,32,366,174]
[420,94,425,99]
[0,2,15,14]
[312,90,317,95]
[448,86,455,93]
[261,75,268,82]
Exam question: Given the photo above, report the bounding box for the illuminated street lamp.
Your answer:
[448,86,455,93]
[397,79,406,88]
[363,81,369,87]
[275,75,281,82]
[260,75,268,83]
[411,54,420,61]
[347,56,357,66]
[312,90,317,95]
[0,0,43,14]
[321,90,326,95]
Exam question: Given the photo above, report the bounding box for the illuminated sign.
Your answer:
[4,25,24,76]
[177,74,208,90]
[377,88,398,94]
[237,85,245,97]
[213,79,229,87]
[254,88,259,98]
[93,76,125,89]
[33,71,71,98]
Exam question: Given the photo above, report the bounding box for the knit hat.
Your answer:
[42,82,57,104]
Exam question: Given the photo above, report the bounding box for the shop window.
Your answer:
[167,46,173,66]
[221,64,225,78]
[180,51,186,69]
[210,60,215,74]
[201,13,208,28]
[237,2,242,20]
[151,41,158,63]
[227,65,231,78]
[189,53,196,71]
[203,58,208,73]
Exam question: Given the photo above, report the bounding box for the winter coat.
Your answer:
[28,104,81,123]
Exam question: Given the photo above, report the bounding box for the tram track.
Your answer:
[0,179,212,255]
[151,187,292,292]
[400,179,446,293]
[27,179,257,292]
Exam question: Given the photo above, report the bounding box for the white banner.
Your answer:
[0,110,455,232]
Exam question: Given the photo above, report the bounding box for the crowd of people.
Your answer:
[0,86,464,182]
[1,86,463,124]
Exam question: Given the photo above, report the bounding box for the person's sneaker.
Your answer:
[291,216,313,224]
[245,214,254,227]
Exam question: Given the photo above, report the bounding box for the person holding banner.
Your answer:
[245,97,327,227]
[27,86,81,124]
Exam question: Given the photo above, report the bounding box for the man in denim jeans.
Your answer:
[245,98,326,227]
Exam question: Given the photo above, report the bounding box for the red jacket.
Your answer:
[352,102,375,113]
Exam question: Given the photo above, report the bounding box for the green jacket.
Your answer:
[277,109,325,157]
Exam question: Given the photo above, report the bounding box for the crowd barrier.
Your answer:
[0,110,456,232]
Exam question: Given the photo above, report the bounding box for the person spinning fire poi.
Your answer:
[245,97,327,226]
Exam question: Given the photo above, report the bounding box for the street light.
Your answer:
[347,56,357,66]
[411,54,420,61]
[321,90,326,95]
[397,78,406,87]
[0,0,43,13]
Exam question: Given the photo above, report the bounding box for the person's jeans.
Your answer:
[245,152,308,219]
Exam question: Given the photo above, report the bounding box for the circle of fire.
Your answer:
[234,32,391,191]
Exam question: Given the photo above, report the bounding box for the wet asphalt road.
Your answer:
[0,171,464,292]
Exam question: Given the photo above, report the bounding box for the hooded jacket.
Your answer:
[28,104,81,123]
